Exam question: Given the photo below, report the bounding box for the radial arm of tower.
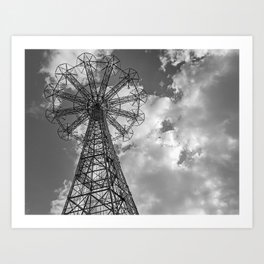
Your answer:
[98,63,114,100]
[83,62,97,99]
[66,73,92,100]
[56,91,86,105]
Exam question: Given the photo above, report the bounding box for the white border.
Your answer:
[11,36,252,228]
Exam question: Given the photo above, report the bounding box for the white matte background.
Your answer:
[1,0,261,263]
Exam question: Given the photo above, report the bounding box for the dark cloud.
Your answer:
[160,119,174,133]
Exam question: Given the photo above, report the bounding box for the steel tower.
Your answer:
[44,52,147,215]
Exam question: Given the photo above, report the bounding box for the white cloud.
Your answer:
[27,98,56,119]
[119,50,239,214]
[40,49,113,81]
[27,100,44,119]
[50,180,71,214]
[159,49,235,72]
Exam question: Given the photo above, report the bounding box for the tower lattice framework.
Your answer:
[44,52,147,215]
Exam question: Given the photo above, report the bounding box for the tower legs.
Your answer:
[62,113,138,215]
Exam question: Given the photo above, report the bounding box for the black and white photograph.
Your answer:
[25,48,239,215]
[11,36,252,228]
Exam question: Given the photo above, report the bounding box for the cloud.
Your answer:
[159,49,207,72]
[160,119,174,133]
[119,50,239,214]
[159,49,234,72]
[27,99,55,119]
[27,100,44,119]
[40,49,113,82]
[50,180,71,214]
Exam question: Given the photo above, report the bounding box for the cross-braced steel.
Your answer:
[44,52,147,214]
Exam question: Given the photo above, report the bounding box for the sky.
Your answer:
[25,49,239,215]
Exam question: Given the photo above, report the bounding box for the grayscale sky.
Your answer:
[25,49,239,215]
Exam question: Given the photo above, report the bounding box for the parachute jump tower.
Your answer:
[44,52,147,215]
